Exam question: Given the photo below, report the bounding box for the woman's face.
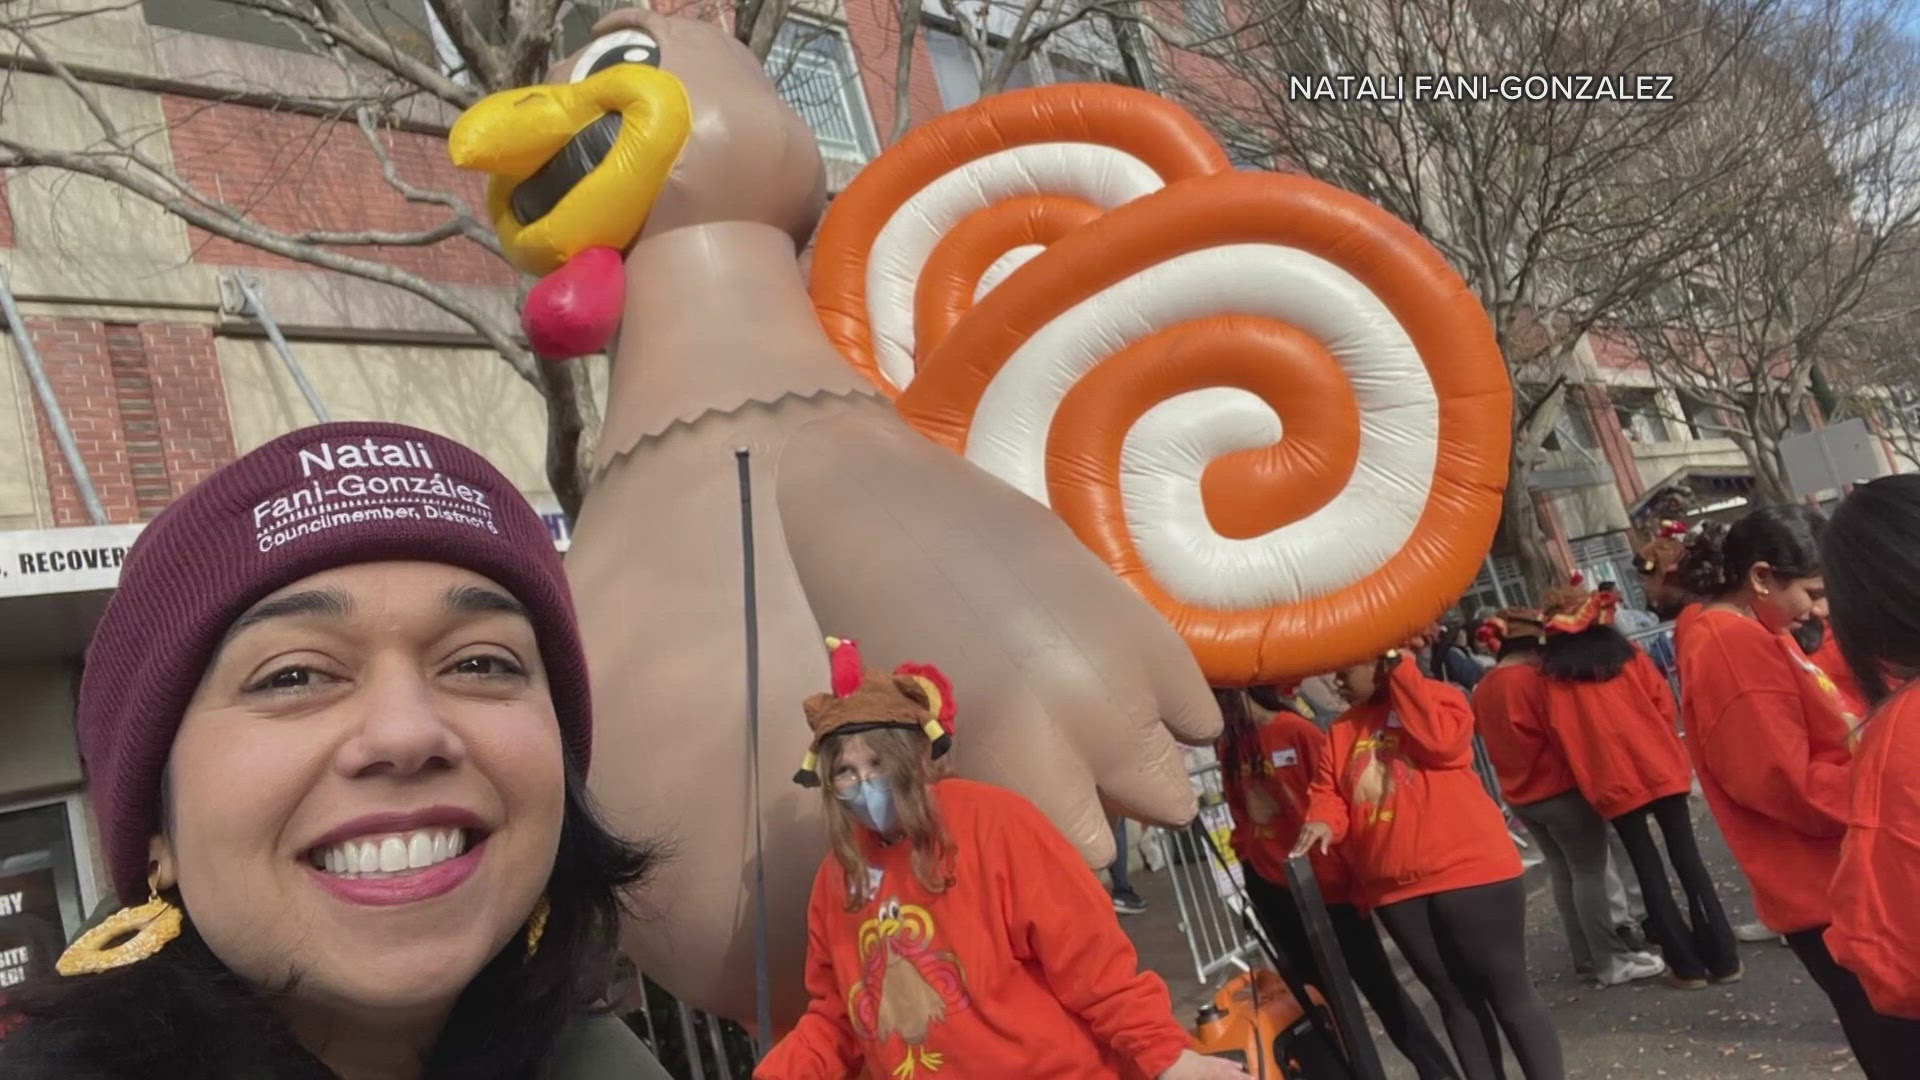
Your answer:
[1751,565,1827,634]
[157,561,565,1019]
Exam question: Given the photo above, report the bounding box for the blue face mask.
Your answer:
[837,775,896,835]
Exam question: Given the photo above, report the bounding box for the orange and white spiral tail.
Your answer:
[810,84,1227,398]
[813,88,1511,684]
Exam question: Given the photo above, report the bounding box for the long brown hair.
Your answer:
[819,727,956,910]
[1215,688,1269,783]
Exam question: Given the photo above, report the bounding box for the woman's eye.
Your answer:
[244,666,330,694]
[571,29,662,83]
[449,654,526,679]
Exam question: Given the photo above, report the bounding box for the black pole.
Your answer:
[736,447,773,1060]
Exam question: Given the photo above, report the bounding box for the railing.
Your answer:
[1626,621,1680,700]
[1158,762,1269,987]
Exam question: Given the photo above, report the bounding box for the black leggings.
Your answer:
[1376,877,1564,1080]
[1243,867,1459,1080]
[1786,928,1920,1080]
[1609,793,1738,981]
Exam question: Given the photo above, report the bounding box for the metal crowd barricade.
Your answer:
[1626,621,1680,702]
[1158,759,1268,987]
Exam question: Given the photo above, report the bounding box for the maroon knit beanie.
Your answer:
[77,422,590,905]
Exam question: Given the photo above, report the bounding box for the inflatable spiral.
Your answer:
[811,86,1512,684]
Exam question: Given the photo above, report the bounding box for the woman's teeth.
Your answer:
[313,829,469,876]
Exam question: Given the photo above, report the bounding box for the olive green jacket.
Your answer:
[541,1013,674,1079]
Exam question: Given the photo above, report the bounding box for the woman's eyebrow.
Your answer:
[445,585,529,619]
[223,589,352,644]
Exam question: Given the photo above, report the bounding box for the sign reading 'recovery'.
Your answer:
[253,435,500,553]
[0,524,146,599]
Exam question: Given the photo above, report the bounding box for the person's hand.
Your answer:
[1159,1048,1253,1079]
[1292,821,1334,857]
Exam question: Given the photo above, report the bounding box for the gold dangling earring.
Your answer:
[57,874,183,976]
[524,896,550,961]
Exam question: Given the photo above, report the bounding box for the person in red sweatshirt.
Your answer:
[1217,686,1459,1079]
[1812,475,1920,1076]
[1295,643,1563,1080]
[757,638,1249,1080]
[1473,609,1663,988]
[1671,507,1887,1068]
[1638,526,1786,949]
[1535,581,1740,989]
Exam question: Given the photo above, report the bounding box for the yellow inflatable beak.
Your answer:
[449,65,692,277]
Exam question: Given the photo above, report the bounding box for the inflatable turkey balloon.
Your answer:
[449,8,1510,1029]
[451,11,1222,1026]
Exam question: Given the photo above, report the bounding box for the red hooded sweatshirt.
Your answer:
[1826,683,1920,1019]
[1306,658,1521,909]
[1677,605,1854,932]
[756,779,1191,1080]
[1471,661,1576,808]
[1220,709,1352,903]
[1540,648,1693,820]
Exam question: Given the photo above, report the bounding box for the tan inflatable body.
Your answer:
[450,8,1508,1028]
[453,12,1221,1026]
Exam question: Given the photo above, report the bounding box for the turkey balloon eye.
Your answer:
[571,29,661,83]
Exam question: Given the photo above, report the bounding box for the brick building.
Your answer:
[0,0,1251,984]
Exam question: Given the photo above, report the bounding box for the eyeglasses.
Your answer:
[831,768,890,793]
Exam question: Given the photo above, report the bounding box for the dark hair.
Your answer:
[1246,685,1289,713]
[1677,505,1825,598]
[1214,688,1269,783]
[1497,635,1543,661]
[1540,625,1635,682]
[0,768,657,1078]
[1823,474,1920,707]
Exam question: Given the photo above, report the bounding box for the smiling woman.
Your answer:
[0,423,670,1080]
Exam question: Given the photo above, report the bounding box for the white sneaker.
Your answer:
[1597,952,1667,987]
[1735,921,1776,943]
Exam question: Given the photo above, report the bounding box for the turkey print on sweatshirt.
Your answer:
[756,779,1191,1080]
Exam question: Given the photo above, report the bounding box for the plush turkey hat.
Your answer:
[793,637,956,787]
[1542,575,1619,636]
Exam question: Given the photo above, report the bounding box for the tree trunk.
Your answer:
[1502,454,1560,599]
[1732,430,1788,505]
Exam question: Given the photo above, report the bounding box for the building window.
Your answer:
[925,25,1039,110]
[1542,399,1599,452]
[1184,0,1229,36]
[1612,388,1671,445]
[766,17,880,163]
[1044,51,1129,86]
[1458,555,1525,616]
[0,800,90,995]
[1678,393,1724,440]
